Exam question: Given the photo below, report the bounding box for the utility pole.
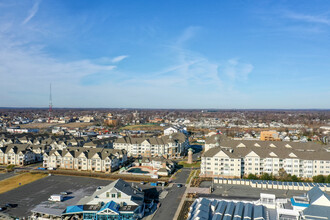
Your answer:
[48,83,52,123]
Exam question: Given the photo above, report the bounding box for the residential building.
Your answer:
[163,125,187,136]
[260,130,280,141]
[104,118,119,127]
[0,144,50,165]
[201,135,330,178]
[114,133,189,158]
[62,179,145,219]
[43,147,127,172]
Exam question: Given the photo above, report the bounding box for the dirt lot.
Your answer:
[120,124,164,131]
[19,122,95,129]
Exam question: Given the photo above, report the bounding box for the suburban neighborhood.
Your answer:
[0,109,330,220]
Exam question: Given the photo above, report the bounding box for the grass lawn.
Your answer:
[120,124,164,131]
[186,170,196,184]
[178,161,201,168]
[0,173,47,194]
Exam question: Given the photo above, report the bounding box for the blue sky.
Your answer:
[0,0,329,109]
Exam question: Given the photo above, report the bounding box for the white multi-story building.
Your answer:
[201,135,330,178]
[114,133,189,158]
[43,147,127,172]
[163,125,187,136]
[0,144,50,165]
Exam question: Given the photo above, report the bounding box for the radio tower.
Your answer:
[48,83,52,123]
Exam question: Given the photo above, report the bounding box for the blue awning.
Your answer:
[65,205,84,214]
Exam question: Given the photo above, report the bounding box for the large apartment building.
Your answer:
[0,144,50,165]
[113,133,189,158]
[43,147,127,172]
[201,135,330,178]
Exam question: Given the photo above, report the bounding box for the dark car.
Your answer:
[5,203,17,208]
[177,184,183,188]
[0,206,7,211]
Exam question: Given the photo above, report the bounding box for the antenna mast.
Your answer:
[48,83,52,123]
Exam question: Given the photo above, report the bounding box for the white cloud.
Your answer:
[127,27,254,89]
[176,26,200,46]
[0,37,118,107]
[22,0,41,25]
[111,55,129,63]
[284,11,330,26]
[222,58,254,81]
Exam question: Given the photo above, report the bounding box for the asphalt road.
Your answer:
[152,168,191,220]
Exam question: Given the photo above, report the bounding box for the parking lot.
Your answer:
[199,181,306,199]
[0,173,16,182]
[0,175,111,218]
[0,174,166,218]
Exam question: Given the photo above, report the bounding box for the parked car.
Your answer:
[0,206,7,211]
[140,181,146,185]
[5,203,17,208]
[177,184,182,188]
[60,191,68,195]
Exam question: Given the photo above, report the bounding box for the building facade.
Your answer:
[201,135,330,178]
[260,131,280,141]
[113,133,189,158]
[43,147,127,172]
[0,144,50,165]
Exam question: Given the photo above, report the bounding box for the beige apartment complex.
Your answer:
[260,130,280,141]
[113,133,189,158]
[0,144,50,165]
[201,135,330,178]
[43,147,127,172]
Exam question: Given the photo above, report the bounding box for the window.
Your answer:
[112,194,116,198]
[106,192,109,197]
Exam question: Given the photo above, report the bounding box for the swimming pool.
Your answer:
[127,168,150,174]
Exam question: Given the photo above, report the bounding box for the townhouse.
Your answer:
[201,135,330,178]
[0,144,51,165]
[113,133,189,158]
[43,147,127,172]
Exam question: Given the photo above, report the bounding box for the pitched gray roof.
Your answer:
[78,179,144,206]
[203,136,330,160]
[115,133,186,145]
[307,187,330,204]
[46,147,126,159]
[303,205,330,219]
